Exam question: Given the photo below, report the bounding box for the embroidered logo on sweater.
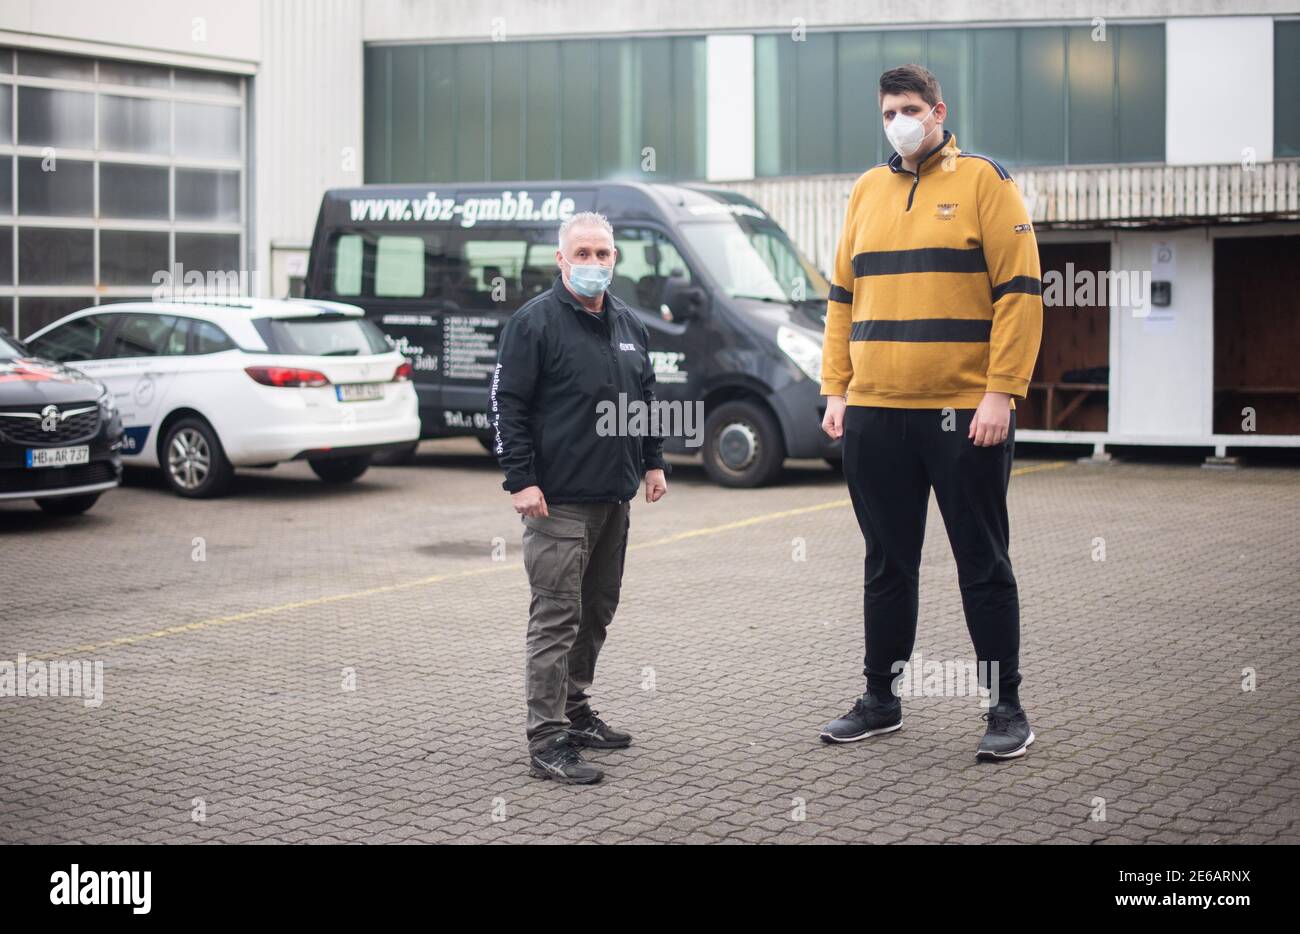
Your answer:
[935,203,959,220]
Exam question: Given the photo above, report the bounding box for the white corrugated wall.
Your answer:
[254,0,364,296]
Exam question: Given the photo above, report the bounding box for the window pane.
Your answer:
[108,314,180,357]
[754,34,787,177]
[375,235,424,297]
[175,233,240,277]
[490,42,524,180]
[837,33,882,173]
[456,44,489,181]
[926,31,971,154]
[18,156,94,216]
[100,163,170,219]
[426,45,459,179]
[388,46,424,182]
[16,50,93,81]
[18,228,94,284]
[363,47,391,183]
[523,43,559,179]
[794,34,836,174]
[1020,28,1066,166]
[1067,26,1116,164]
[192,319,235,354]
[597,41,634,177]
[0,227,11,285]
[17,87,94,149]
[333,234,363,295]
[25,310,109,355]
[99,94,170,154]
[174,102,240,159]
[559,42,597,180]
[0,155,10,214]
[100,230,169,286]
[671,37,707,180]
[175,168,239,222]
[174,69,241,98]
[1278,22,1300,157]
[1115,25,1164,162]
[99,59,170,89]
[970,29,1019,165]
[0,85,10,145]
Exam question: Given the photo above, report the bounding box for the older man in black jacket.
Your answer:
[491,211,668,785]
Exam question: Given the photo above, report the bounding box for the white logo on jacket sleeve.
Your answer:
[619,342,637,351]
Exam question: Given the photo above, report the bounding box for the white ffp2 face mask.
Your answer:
[886,104,938,158]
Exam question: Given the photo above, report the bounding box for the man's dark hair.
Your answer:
[879,64,943,106]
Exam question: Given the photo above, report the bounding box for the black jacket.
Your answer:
[490,276,668,504]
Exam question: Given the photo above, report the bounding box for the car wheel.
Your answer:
[162,417,234,498]
[35,493,101,515]
[309,454,371,483]
[372,442,418,466]
[702,399,786,488]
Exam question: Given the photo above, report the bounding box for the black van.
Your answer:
[304,182,838,486]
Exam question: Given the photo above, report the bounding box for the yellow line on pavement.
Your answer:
[17,460,1066,660]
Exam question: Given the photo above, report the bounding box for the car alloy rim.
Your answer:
[168,427,211,490]
[717,421,759,472]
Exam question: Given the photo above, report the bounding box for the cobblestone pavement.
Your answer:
[1,440,1297,844]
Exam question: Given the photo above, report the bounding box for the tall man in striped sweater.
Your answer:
[818,64,1044,762]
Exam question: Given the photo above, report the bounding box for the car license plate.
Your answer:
[27,445,90,468]
[336,383,384,402]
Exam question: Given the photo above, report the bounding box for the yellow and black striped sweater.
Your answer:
[820,131,1043,409]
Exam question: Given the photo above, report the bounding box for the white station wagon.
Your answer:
[24,298,420,497]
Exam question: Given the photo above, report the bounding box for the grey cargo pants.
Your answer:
[521,500,631,750]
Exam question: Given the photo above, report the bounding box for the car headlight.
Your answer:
[777,325,822,382]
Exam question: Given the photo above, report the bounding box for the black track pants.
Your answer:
[841,405,1022,706]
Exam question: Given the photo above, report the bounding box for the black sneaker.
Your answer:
[976,702,1035,762]
[567,709,632,749]
[528,735,604,784]
[819,694,902,744]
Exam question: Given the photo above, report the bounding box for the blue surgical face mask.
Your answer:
[566,262,612,298]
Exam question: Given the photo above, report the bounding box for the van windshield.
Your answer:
[680,220,829,305]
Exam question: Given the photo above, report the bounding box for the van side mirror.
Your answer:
[660,277,705,323]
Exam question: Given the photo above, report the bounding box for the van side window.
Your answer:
[375,236,425,298]
[333,234,364,296]
[611,228,693,312]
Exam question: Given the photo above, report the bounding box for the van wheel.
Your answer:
[162,417,234,498]
[310,455,371,483]
[36,493,101,515]
[703,400,786,488]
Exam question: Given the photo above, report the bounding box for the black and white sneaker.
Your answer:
[567,709,632,749]
[819,694,903,744]
[528,735,603,784]
[976,702,1035,762]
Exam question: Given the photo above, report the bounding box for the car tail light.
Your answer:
[245,366,331,387]
[393,361,413,382]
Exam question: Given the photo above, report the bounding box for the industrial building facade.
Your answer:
[2,0,1297,454]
